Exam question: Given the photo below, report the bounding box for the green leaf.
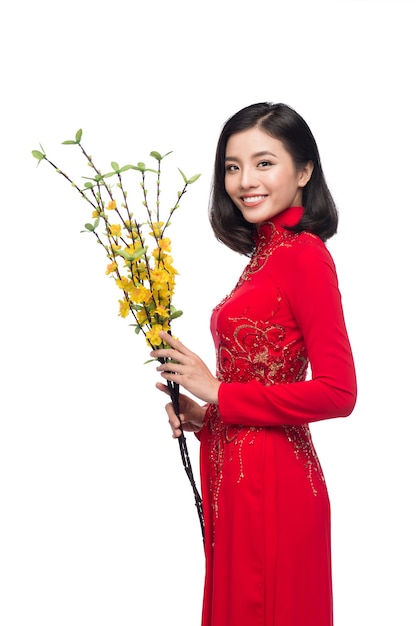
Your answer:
[84,223,95,231]
[178,168,187,184]
[178,168,201,185]
[119,164,135,172]
[169,309,183,320]
[115,249,134,261]
[93,217,100,229]
[102,171,117,179]
[32,149,45,165]
[111,161,120,171]
[62,140,77,145]
[137,162,146,172]
[75,129,83,143]
[150,151,162,161]
[131,247,145,260]
[84,182,93,189]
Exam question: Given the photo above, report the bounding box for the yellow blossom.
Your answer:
[146,324,163,347]
[106,261,118,275]
[107,200,117,211]
[149,221,165,238]
[154,304,170,321]
[130,285,152,305]
[158,237,171,252]
[118,299,130,318]
[92,209,100,218]
[162,257,177,272]
[136,308,149,326]
[110,224,121,238]
[122,243,142,261]
[116,276,133,292]
[154,286,173,303]
[149,267,171,289]
[132,262,148,281]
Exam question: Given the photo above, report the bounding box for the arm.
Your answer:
[218,242,357,426]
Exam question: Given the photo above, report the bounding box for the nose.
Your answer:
[239,167,259,190]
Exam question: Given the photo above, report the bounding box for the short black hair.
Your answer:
[209,102,338,255]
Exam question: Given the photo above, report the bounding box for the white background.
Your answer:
[1,1,417,624]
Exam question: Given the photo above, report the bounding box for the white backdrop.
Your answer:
[1,1,417,624]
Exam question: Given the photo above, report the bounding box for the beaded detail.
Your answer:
[206,219,325,525]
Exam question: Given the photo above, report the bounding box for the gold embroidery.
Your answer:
[207,221,323,528]
[282,424,326,495]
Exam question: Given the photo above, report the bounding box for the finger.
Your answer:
[156,360,183,373]
[150,347,181,362]
[168,411,182,438]
[155,382,171,396]
[158,331,193,356]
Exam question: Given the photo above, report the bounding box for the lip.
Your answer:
[240,194,267,207]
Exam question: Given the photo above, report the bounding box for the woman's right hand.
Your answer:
[155,382,206,438]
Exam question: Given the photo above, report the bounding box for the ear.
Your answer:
[298,160,314,188]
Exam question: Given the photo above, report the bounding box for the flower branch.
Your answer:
[32,130,205,539]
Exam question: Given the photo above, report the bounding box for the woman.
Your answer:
[151,102,357,626]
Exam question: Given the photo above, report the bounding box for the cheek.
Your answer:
[224,176,236,198]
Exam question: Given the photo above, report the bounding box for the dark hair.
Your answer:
[209,102,338,255]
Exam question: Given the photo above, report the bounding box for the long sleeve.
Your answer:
[217,238,357,427]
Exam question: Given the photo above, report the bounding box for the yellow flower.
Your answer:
[153,285,172,302]
[116,276,133,292]
[146,324,163,346]
[132,262,148,282]
[149,267,171,289]
[130,285,152,305]
[107,200,117,211]
[149,221,165,238]
[118,299,130,318]
[154,304,170,321]
[159,237,171,252]
[110,224,121,238]
[136,308,149,326]
[92,209,100,218]
[106,261,118,275]
[162,256,177,272]
[152,246,172,262]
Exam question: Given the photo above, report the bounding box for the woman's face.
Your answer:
[224,127,312,225]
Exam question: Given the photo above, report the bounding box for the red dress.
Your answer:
[198,206,357,626]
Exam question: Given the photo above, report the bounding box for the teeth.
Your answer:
[243,195,266,203]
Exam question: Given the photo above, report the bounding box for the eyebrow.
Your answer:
[225,150,277,161]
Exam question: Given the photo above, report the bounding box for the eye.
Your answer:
[225,163,239,172]
[257,160,272,168]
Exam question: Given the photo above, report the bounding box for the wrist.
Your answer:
[208,380,221,405]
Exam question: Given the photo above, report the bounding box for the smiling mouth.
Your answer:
[241,195,267,204]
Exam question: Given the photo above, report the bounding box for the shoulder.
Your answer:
[272,230,336,270]
[267,231,340,305]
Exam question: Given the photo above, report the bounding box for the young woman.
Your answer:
[151,102,357,626]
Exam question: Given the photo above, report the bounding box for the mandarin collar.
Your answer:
[255,206,304,241]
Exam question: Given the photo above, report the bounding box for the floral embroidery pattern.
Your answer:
[206,221,325,525]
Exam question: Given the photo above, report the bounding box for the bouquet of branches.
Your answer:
[32,131,204,539]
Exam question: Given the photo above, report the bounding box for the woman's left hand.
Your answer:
[150,331,220,405]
